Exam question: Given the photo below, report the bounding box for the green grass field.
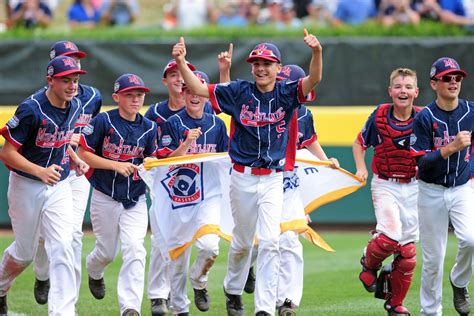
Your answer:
[0,231,468,315]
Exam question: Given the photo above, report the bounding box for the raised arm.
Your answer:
[301,29,323,97]
[172,37,210,98]
[218,43,233,83]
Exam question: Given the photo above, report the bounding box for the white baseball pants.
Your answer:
[277,230,303,307]
[224,171,283,315]
[34,171,90,301]
[371,176,419,244]
[170,234,220,314]
[0,172,76,315]
[86,189,148,315]
[418,180,474,316]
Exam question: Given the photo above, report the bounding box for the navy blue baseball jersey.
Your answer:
[74,83,102,132]
[145,100,214,138]
[79,109,157,208]
[296,105,317,149]
[159,111,229,157]
[208,79,306,169]
[0,89,81,181]
[471,135,474,178]
[411,99,474,187]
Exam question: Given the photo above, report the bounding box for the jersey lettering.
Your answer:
[102,136,145,161]
[240,105,286,127]
[36,128,74,148]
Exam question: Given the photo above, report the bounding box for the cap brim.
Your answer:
[434,69,468,79]
[62,51,87,59]
[116,86,151,93]
[163,62,197,78]
[52,69,87,77]
[246,56,280,63]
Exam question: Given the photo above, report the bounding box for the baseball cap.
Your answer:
[114,73,151,93]
[163,59,196,78]
[277,64,306,81]
[49,40,87,60]
[430,57,468,79]
[47,56,87,78]
[246,43,281,64]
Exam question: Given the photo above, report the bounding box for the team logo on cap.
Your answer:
[280,66,291,78]
[114,82,120,93]
[63,57,76,68]
[64,41,77,51]
[430,66,436,78]
[128,74,141,85]
[47,66,54,76]
[444,58,458,69]
[49,50,56,60]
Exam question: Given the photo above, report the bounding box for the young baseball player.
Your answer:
[172,29,323,315]
[78,73,157,316]
[411,57,474,316]
[33,39,102,306]
[0,55,88,315]
[144,59,214,316]
[158,70,229,315]
[354,68,421,316]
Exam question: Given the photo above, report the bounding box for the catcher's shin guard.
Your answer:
[375,264,392,300]
[389,243,416,307]
[360,233,398,292]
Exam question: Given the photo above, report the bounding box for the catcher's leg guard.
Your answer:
[374,264,392,300]
[360,234,398,292]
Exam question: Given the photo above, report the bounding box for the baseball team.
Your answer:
[0,31,472,316]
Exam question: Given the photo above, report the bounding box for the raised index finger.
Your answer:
[228,43,233,56]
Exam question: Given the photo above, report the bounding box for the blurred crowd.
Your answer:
[4,0,474,30]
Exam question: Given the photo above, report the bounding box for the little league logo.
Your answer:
[160,163,204,209]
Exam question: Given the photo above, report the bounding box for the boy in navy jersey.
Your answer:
[33,39,103,306]
[158,71,228,315]
[78,73,157,316]
[172,30,323,315]
[411,57,474,316]
[0,56,88,315]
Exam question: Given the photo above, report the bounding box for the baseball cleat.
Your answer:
[450,277,471,315]
[359,256,377,292]
[244,266,256,294]
[176,313,189,316]
[0,295,7,316]
[224,287,244,316]
[256,311,271,316]
[88,276,105,300]
[34,278,50,305]
[384,302,410,316]
[122,308,139,316]
[193,287,210,311]
[278,299,296,316]
[151,298,168,316]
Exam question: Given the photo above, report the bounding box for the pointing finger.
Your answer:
[228,43,233,56]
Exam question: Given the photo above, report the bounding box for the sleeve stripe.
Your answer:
[1,127,23,149]
[79,135,95,153]
[208,84,222,114]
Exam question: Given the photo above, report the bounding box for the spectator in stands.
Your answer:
[331,0,376,25]
[217,0,248,27]
[414,0,474,27]
[302,0,334,27]
[7,0,52,28]
[167,0,216,29]
[378,0,420,26]
[246,0,262,25]
[68,0,101,28]
[100,0,139,26]
[276,2,302,29]
[413,0,442,21]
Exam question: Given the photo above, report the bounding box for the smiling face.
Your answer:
[162,69,184,97]
[251,59,282,92]
[184,86,207,119]
[430,72,463,103]
[47,74,80,105]
[388,75,419,110]
[113,89,146,121]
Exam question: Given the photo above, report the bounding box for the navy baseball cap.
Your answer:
[277,64,306,81]
[114,73,150,93]
[246,43,281,63]
[47,56,87,78]
[430,57,467,79]
[49,40,87,60]
[163,59,196,78]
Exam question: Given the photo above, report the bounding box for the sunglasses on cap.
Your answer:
[249,48,279,60]
[433,74,463,83]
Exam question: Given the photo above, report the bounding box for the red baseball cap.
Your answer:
[430,57,468,79]
[163,59,196,78]
[47,56,87,78]
[246,43,281,63]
